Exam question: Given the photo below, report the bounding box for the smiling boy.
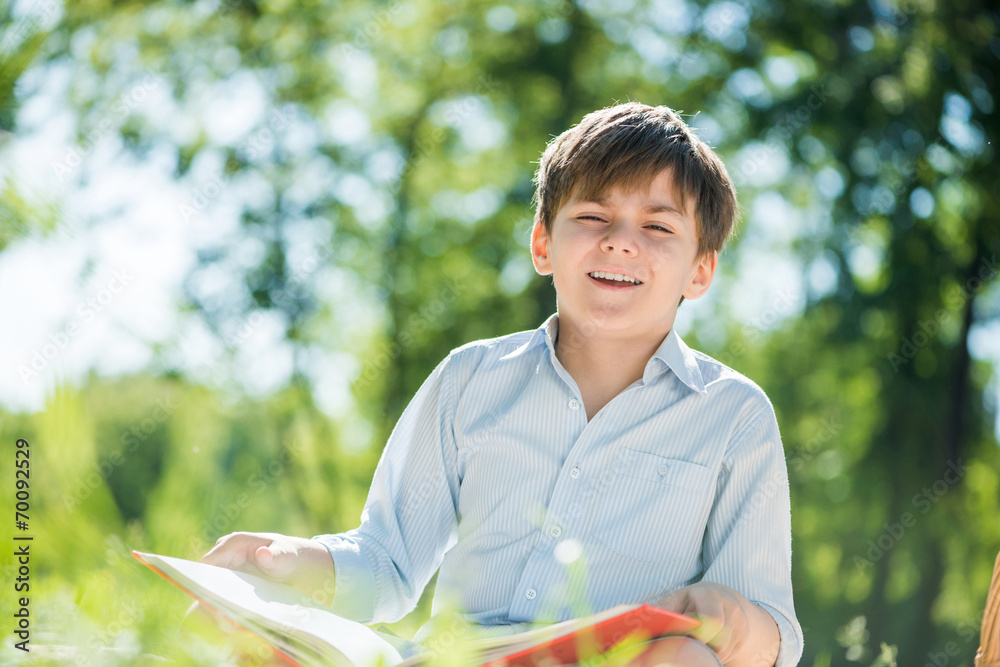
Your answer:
[531,165,715,423]
[203,102,802,666]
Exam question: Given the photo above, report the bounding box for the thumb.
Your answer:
[686,614,726,646]
[656,592,722,645]
[655,590,689,614]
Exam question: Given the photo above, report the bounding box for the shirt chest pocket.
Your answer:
[591,447,715,563]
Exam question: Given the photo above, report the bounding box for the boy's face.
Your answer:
[530,168,717,341]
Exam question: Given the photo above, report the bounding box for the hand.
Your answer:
[604,636,724,667]
[654,582,779,666]
[202,531,337,606]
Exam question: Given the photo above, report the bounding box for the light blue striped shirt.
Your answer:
[315,313,802,666]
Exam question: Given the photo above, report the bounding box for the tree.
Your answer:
[2,0,997,663]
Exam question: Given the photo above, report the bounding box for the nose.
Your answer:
[601,223,638,256]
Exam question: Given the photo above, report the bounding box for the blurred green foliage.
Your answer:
[1,0,999,664]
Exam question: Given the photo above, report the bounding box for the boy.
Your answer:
[203,102,803,666]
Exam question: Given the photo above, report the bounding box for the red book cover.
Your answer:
[479,604,701,667]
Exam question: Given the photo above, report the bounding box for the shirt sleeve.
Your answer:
[312,352,461,624]
[700,404,803,667]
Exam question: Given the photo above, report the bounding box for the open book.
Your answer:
[133,550,700,666]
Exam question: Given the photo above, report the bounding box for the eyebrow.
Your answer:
[573,196,683,216]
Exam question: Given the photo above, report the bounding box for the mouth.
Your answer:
[587,271,643,288]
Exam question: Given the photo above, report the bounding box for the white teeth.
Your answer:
[589,271,640,284]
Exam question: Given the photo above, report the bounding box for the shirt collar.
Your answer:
[650,326,708,395]
[499,312,558,362]
[520,313,707,395]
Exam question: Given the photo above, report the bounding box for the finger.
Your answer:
[690,614,744,662]
[620,637,720,667]
[202,534,239,566]
[203,533,269,570]
[254,543,298,580]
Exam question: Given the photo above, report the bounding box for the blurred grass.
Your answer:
[0,375,423,666]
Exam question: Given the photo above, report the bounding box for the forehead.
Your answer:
[564,168,691,215]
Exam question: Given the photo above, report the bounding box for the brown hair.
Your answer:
[531,102,739,258]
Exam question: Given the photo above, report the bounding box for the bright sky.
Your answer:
[0,57,356,420]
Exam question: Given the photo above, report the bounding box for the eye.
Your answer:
[648,224,672,233]
[577,215,606,222]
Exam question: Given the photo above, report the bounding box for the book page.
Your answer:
[134,551,424,667]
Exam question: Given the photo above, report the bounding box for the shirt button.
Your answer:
[657,463,669,476]
[568,398,580,410]
[525,588,537,600]
[549,525,562,538]
[569,467,580,479]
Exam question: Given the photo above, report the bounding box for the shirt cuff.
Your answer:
[311,533,377,623]
[755,601,803,667]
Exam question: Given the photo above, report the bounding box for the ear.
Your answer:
[682,250,717,300]
[530,219,553,276]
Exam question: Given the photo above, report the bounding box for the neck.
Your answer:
[553,315,672,386]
